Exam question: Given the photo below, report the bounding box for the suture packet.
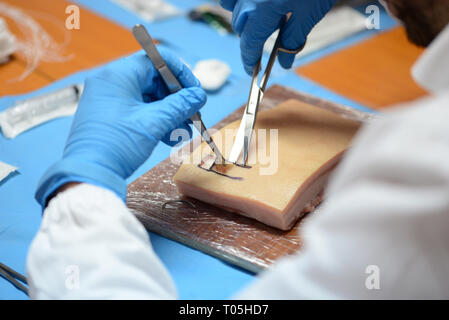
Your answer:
[0,84,83,139]
[0,161,17,183]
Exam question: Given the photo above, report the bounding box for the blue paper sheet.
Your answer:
[0,0,396,299]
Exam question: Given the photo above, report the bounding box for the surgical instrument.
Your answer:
[132,24,225,165]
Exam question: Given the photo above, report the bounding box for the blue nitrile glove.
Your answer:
[35,50,207,207]
[220,0,337,74]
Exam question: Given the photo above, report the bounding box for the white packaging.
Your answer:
[0,161,17,182]
[111,0,180,22]
[0,84,83,139]
[0,17,16,64]
[193,59,231,91]
[264,6,367,59]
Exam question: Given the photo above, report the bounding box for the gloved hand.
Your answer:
[220,0,337,74]
[35,50,207,207]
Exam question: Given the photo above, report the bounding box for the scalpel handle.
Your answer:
[133,24,183,92]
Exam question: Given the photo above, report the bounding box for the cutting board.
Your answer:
[127,85,372,273]
[297,27,428,109]
[0,0,141,96]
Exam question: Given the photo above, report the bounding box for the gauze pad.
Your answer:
[193,59,231,91]
[0,161,17,182]
[0,84,83,139]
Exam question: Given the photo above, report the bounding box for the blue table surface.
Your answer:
[0,0,396,299]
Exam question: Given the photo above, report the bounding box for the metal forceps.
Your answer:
[0,262,28,295]
[228,26,305,166]
[132,24,225,164]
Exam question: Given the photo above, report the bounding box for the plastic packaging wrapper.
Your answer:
[0,161,17,183]
[264,6,367,59]
[111,0,180,22]
[127,85,376,273]
[0,17,16,64]
[0,84,83,139]
[0,2,74,82]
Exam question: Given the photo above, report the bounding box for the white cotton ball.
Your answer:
[193,59,231,91]
[0,18,16,64]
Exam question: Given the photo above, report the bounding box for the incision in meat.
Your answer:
[174,99,360,230]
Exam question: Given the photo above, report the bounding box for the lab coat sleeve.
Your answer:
[236,93,449,299]
[26,183,177,299]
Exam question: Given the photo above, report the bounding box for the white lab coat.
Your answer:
[27,23,449,299]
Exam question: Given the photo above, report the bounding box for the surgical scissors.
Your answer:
[228,23,306,166]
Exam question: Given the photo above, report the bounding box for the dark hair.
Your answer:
[387,0,449,47]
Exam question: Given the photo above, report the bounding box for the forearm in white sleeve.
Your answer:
[236,93,449,299]
[26,183,177,299]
